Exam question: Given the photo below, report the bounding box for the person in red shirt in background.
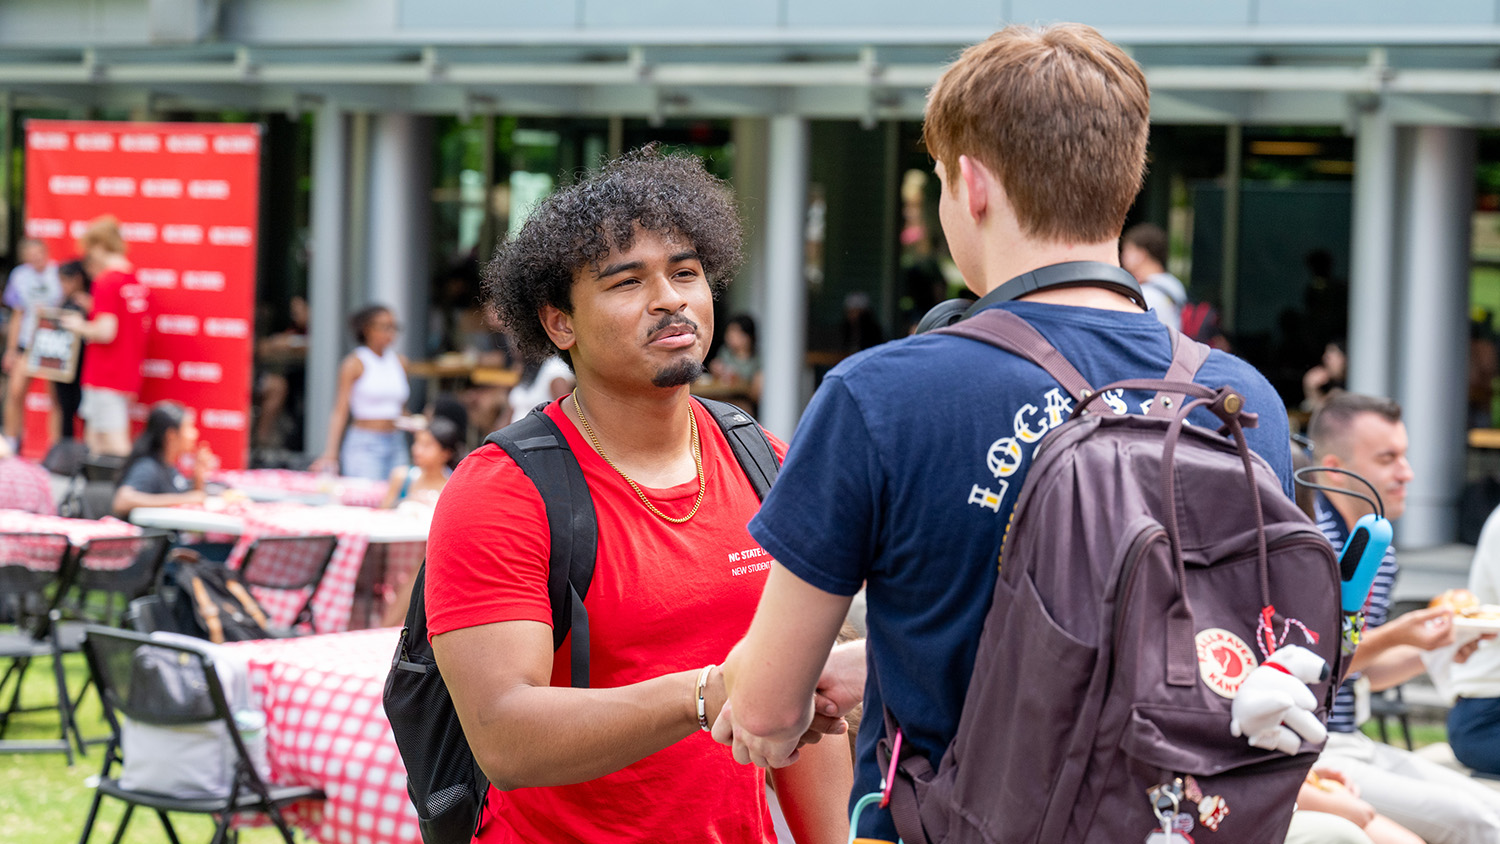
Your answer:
[424,149,851,844]
[60,216,151,457]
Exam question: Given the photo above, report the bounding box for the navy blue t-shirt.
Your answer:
[748,300,1292,840]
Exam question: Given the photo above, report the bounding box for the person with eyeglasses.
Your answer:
[312,304,411,480]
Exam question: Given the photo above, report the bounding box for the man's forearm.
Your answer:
[1345,622,1412,675]
[1361,645,1427,692]
[723,565,851,740]
[468,670,705,790]
[770,731,854,844]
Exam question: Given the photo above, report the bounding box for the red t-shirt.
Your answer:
[79,269,151,394]
[425,398,788,844]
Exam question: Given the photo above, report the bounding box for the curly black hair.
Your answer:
[482,148,744,365]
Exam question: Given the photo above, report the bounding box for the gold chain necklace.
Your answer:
[571,393,704,524]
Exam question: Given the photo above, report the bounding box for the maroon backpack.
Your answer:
[878,309,1343,844]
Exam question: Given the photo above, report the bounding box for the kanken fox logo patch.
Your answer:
[1194,628,1258,698]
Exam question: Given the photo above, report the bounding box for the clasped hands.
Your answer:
[709,640,864,770]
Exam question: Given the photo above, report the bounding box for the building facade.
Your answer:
[3,0,1498,544]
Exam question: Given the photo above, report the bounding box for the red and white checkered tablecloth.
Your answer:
[212,470,389,508]
[0,510,142,571]
[0,509,140,547]
[232,628,420,844]
[225,506,427,633]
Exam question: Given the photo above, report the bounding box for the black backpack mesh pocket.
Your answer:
[383,632,488,844]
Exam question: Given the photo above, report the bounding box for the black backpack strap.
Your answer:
[696,398,780,500]
[935,308,1095,401]
[484,410,598,688]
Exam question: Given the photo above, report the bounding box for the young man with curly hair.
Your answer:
[715,24,1295,842]
[423,150,851,843]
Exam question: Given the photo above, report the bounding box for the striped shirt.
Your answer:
[1314,492,1397,732]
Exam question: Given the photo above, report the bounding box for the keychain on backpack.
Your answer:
[1145,779,1193,843]
[1292,466,1392,656]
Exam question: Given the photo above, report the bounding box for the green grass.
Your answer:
[1361,716,1449,750]
[0,652,290,844]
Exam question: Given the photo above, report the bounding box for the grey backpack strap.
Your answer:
[935,308,1094,401]
[1146,328,1214,419]
[696,398,779,500]
[484,410,597,688]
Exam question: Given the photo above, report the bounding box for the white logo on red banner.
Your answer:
[95,177,136,197]
[208,226,252,246]
[178,361,223,383]
[156,314,200,336]
[137,268,178,289]
[165,134,208,154]
[119,134,161,153]
[28,132,68,151]
[162,224,203,245]
[141,178,182,198]
[182,271,225,291]
[26,219,64,239]
[48,175,90,196]
[204,318,249,338]
[124,287,150,314]
[188,180,230,200]
[25,120,260,469]
[120,222,158,243]
[24,392,51,413]
[141,359,174,379]
[74,133,114,152]
[202,409,247,431]
[212,135,256,155]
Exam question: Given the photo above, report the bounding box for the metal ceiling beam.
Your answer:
[15,45,1500,123]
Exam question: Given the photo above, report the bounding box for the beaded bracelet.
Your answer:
[696,664,716,732]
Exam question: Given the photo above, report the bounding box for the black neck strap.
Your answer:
[914,260,1146,334]
[966,260,1146,314]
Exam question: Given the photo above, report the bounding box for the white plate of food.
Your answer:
[1430,589,1500,632]
[1454,607,1500,632]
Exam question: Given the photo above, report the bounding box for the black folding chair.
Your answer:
[77,480,120,521]
[0,531,85,762]
[81,454,125,484]
[78,627,323,844]
[123,595,169,634]
[69,532,173,627]
[57,454,126,520]
[237,535,339,634]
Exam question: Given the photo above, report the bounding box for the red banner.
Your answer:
[23,120,260,469]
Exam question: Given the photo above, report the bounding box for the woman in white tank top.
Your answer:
[312,305,412,480]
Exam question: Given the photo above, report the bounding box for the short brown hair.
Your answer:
[1308,391,1403,462]
[1122,222,1168,267]
[923,24,1150,244]
[78,215,126,257]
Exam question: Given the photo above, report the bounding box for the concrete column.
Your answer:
[366,113,433,361]
[305,101,348,458]
[1347,105,1399,398]
[730,117,770,318]
[0,92,10,252]
[346,112,372,318]
[1394,126,1475,548]
[1220,124,1242,333]
[759,116,810,440]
